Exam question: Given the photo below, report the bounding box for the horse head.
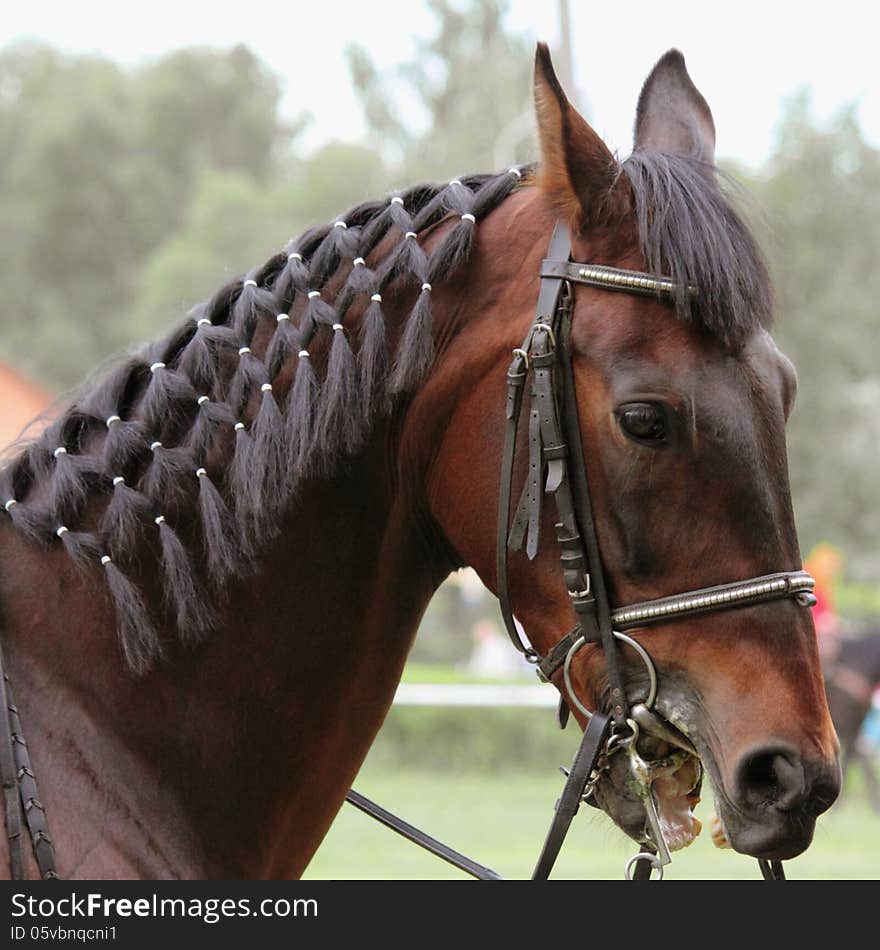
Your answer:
[427,46,840,863]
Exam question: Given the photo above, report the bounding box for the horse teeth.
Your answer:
[709,812,731,849]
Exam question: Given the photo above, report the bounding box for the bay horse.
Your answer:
[0,45,840,879]
[825,630,880,810]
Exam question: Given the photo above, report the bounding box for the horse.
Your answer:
[824,630,880,810]
[0,44,840,880]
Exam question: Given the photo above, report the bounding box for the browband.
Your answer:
[540,259,689,298]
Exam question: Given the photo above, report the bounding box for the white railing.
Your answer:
[393,682,556,708]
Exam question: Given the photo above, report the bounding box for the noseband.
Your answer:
[497,221,815,878]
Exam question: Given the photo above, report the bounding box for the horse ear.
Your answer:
[533,42,620,231]
[634,50,716,163]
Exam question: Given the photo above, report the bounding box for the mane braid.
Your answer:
[0,166,528,672]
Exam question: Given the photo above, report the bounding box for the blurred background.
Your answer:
[1,0,877,878]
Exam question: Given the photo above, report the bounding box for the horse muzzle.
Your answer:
[714,744,842,860]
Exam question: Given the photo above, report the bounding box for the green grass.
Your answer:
[304,760,880,881]
[399,662,531,684]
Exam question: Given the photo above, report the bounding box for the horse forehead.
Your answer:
[573,297,735,392]
[578,296,784,392]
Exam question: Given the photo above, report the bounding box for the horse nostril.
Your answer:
[805,761,842,818]
[736,747,807,812]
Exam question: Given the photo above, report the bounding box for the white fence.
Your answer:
[392,683,557,708]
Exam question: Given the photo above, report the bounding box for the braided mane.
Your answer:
[0,168,526,673]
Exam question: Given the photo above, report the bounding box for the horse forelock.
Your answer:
[619,151,773,350]
[0,166,528,672]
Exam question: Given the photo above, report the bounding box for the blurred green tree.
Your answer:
[0,41,296,388]
[347,0,535,179]
[130,143,392,337]
[754,93,880,580]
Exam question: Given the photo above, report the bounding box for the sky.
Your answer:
[2,0,878,169]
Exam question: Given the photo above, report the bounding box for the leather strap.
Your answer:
[0,638,57,880]
[537,628,583,682]
[7,674,57,879]
[557,301,628,726]
[499,221,629,722]
[0,652,23,879]
[508,406,543,559]
[345,788,502,881]
[496,223,572,659]
[496,349,535,658]
[759,858,786,880]
[532,711,610,879]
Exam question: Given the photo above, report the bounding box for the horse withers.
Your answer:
[0,45,839,878]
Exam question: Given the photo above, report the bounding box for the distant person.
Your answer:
[805,542,844,665]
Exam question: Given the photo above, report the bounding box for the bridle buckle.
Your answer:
[567,576,591,599]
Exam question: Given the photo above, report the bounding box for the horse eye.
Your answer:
[617,403,667,443]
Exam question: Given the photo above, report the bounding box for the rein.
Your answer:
[0,221,811,882]
[0,641,57,880]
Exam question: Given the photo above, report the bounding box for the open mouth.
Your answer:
[634,726,704,853]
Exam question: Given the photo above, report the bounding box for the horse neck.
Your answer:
[0,395,455,881]
[0,181,545,878]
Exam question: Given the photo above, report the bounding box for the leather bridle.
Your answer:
[0,221,817,883]
[496,221,816,879]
